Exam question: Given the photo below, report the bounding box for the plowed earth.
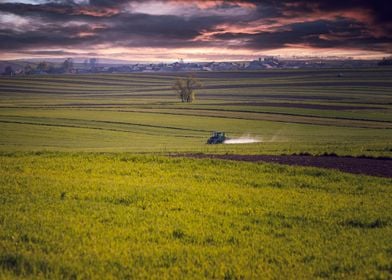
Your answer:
[173,154,392,178]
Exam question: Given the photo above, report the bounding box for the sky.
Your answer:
[0,0,391,62]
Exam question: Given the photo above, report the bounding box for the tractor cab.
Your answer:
[207,131,227,144]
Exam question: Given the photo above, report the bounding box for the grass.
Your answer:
[0,69,391,278]
[0,71,391,156]
[0,153,391,279]
[0,109,390,155]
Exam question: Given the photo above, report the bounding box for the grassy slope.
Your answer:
[0,69,391,156]
[0,109,390,155]
[0,70,391,279]
[0,153,391,279]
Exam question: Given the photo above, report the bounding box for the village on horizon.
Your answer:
[2,56,392,76]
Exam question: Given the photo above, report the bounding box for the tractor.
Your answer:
[207,131,227,144]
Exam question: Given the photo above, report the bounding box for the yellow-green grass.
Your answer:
[0,70,391,279]
[0,153,391,279]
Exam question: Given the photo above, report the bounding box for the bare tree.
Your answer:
[62,58,74,73]
[173,76,202,103]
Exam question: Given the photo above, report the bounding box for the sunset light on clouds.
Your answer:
[0,0,391,61]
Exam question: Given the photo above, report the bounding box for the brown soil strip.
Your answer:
[134,71,392,79]
[9,102,376,110]
[202,82,392,89]
[174,154,392,178]
[210,102,384,110]
[2,81,391,95]
[199,94,356,101]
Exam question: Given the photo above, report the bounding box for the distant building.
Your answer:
[246,57,281,70]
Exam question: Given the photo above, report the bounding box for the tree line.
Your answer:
[3,58,75,75]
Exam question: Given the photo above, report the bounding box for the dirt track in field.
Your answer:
[174,154,392,178]
[210,102,384,110]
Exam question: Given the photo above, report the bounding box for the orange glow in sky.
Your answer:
[0,0,390,61]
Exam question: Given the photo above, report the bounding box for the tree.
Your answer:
[172,76,202,103]
[36,61,52,73]
[24,64,33,75]
[62,58,74,73]
[89,58,97,68]
[3,66,14,76]
[378,57,392,66]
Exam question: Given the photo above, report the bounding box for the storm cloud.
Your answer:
[0,0,391,60]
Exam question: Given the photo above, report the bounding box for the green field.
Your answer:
[0,68,391,156]
[0,69,391,279]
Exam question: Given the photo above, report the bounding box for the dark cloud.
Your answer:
[0,22,103,50]
[303,0,391,23]
[0,2,120,19]
[0,10,219,50]
[0,0,391,57]
[243,0,392,22]
[22,50,99,56]
[108,13,223,39]
[88,0,128,7]
[214,19,391,51]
